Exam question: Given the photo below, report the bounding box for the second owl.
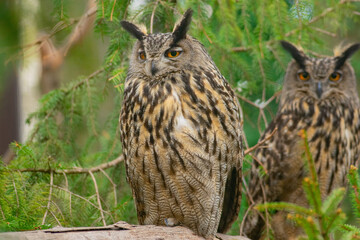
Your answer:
[120,9,244,239]
[245,41,360,240]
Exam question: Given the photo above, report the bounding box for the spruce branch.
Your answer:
[7,155,123,174]
[232,0,358,52]
[255,202,315,216]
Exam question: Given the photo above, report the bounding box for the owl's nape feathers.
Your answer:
[120,8,244,239]
[244,41,360,240]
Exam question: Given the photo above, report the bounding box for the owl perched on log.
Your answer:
[119,9,244,239]
[244,41,360,240]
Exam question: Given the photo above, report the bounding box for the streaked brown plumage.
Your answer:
[244,41,360,240]
[119,9,243,239]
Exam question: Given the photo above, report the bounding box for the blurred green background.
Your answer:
[0,0,360,237]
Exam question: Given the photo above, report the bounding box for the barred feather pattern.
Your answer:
[245,54,360,240]
[120,33,243,239]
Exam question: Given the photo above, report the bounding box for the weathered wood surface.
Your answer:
[0,221,251,240]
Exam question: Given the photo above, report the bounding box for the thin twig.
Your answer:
[240,202,255,236]
[150,0,160,34]
[110,0,117,21]
[99,168,118,206]
[101,0,105,18]
[259,109,268,129]
[50,200,65,222]
[310,27,336,37]
[47,208,62,227]
[267,45,286,70]
[295,0,303,42]
[85,75,98,137]
[89,171,106,226]
[0,204,5,220]
[244,128,277,155]
[196,6,212,44]
[11,177,19,210]
[8,155,123,174]
[52,185,111,215]
[62,172,72,217]
[232,46,250,52]
[42,171,54,225]
[306,49,330,58]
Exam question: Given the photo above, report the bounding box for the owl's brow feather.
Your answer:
[120,20,146,40]
[172,9,193,45]
[280,41,307,69]
[335,43,360,70]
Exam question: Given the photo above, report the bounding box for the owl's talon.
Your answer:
[164,218,180,227]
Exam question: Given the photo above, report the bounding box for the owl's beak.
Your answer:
[151,61,158,75]
[316,82,323,98]
[145,60,159,76]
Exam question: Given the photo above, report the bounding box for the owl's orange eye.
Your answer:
[139,51,146,60]
[298,72,310,81]
[166,50,181,58]
[329,72,341,82]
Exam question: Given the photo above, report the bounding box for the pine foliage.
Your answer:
[1,0,360,237]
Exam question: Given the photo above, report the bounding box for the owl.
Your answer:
[119,9,243,239]
[244,41,360,240]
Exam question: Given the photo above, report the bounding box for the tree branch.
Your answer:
[7,155,123,174]
[244,127,277,155]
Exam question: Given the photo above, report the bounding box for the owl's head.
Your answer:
[280,41,360,106]
[121,9,210,80]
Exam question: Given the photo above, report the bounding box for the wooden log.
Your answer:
[0,221,251,240]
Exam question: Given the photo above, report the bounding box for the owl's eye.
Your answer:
[165,50,182,58]
[298,71,310,81]
[329,72,342,82]
[139,51,146,61]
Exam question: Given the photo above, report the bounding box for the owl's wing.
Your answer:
[217,164,242,233]
[217,97,244,233]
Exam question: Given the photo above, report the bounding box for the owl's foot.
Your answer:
[164,218,180,227]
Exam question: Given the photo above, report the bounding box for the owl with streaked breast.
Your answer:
[244,41,360,240]
[119,9,244,239]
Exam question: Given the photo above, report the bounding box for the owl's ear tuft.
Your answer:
[121,21,147,40]
[335,43,360,69]
[280,41,307,69]
[172,9,193,44]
